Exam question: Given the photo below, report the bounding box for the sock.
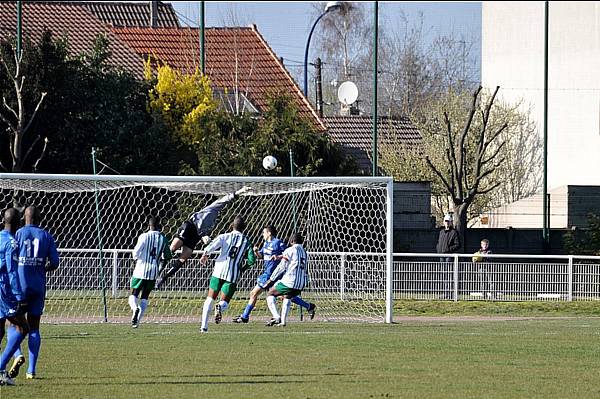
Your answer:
[138,299,148,323]
[281,298,291,325]
[291,296,310,309]
[165,259,183,278]
[241,304,254,319]
[0,329,25,370]
[27,330,41,375]
[218,300,229,313]
[201,297,214,330]
[267,296,280,319]
[128,295,138,312]
[8,326,22,358]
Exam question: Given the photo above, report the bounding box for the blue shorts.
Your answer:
[0,296,20,319]
[257,273,275,289]
[23,292,45,317]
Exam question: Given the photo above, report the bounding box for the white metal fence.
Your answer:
[393,253,600,302]
[43,250,600,324]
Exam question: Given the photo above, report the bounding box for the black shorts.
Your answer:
[176,220,200,250]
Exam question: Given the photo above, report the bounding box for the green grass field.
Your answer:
[3,316,600,398]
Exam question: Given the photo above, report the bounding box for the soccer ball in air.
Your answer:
[262,155,277,171]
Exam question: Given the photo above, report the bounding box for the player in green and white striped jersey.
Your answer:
[262,232,315,327]
[129,217,172,328]
[199,216,255,332]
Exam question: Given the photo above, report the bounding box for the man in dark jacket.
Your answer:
[436,214,461,299]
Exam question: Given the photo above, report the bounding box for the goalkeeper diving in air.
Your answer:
[156,187,251,289]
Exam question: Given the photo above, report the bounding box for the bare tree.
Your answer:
[0,46,47,172]
[310,4,479,118]
[423,86,507,248]
[312,2,372,81]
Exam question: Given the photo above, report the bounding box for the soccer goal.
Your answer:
[0,174,393,323]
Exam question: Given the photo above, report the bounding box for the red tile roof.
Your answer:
[80,1,180,28]
[324,116,422,173]
[112,26,325,130]
[0,1,144,77]
[0,2,323,130]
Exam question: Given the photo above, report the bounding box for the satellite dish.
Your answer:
[337,81,358,105]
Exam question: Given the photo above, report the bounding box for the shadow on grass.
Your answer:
[61,379,313,386]
[58,372,349,380]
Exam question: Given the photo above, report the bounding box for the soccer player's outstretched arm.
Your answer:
[201,187,251,215]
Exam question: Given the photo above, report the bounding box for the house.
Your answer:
[482,2,600,190]
[111,26,324,128]
[0,1,146,74]
[323,115,422,174]
[0,1,324,130]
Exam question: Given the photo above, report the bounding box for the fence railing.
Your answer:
[43,250,600,323]
[392,253,600,302]
[53,250,600,302]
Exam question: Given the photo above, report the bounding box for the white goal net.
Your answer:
[0,174,393,323]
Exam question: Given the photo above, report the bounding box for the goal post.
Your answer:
[0,173,394,323]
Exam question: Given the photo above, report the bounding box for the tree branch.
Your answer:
[2,96,18,121]
[482,141,506,165]
[444,147,456,194]
[476,181,502,195]
[22,134,42,166]
[0,156,8,172]
[443,111,458,194]
[472,86,501,195]
[32,137,49,172]
[22,92,47,134]
[456,85,482,198]
[425,155,455,198]
[481,123,508,154]
[0,109,16,132]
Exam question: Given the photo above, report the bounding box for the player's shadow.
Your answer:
[63,372,349,381]
[61,373,351,387]
[168,372,349,378]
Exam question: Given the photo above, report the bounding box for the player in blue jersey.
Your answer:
[0,208,29,386]
[233,225,316,324]
[7,206,59,380]
[263,232,313,327]
[156,187,251,289]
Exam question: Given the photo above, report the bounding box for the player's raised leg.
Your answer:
[291,296,317,320]
[156,240,193,289]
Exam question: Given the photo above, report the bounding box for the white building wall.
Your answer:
[482,1,600,190]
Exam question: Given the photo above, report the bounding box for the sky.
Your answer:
[168,1,482,81]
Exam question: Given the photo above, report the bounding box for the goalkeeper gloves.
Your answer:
[234,186,252,196]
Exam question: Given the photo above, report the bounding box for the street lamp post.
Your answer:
[303,1,342,97]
